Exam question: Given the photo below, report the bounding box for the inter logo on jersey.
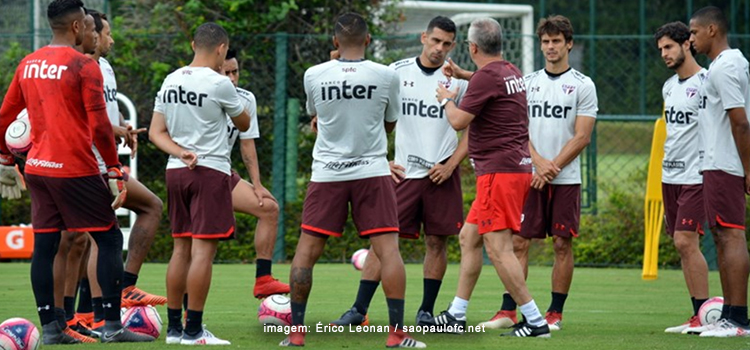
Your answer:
[104,85,117,103]
[161,85,208,107]
[402,98,444,119]
[685,87,698,98]
[320,81,377,101]
[528,101,573,119]
[664,106,693,124]
[504,75,526,95]
[22,60,68,80]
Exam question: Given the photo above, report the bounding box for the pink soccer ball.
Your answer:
[258,294,292,326]
[4,109,31,158]
[0,332,17,350]
[0,318,39,350]
[351,248,369,271]
[121,305,162,339]
[698,296,724,326]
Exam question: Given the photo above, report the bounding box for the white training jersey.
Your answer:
[661,69,706,184]
[92,57,121,174]
[699,49,750,177]
[303,59,400,182]
[154,66,245,175]
[524,68,598,185]
[389,57,468,179]
[226,87,260,152]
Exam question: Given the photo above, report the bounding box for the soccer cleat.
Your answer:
[545,311,563,331]
[415,310,434,327]
[479,310,517,329]
[90,320,105,338]
[699,318,750,337]
[63,326,98,343]
[500,322,551,338]
[665,315,700,333]
[432,310,466,334]
[75,312,94,328]
[279,330,305,347]
[386,326,426,348]
[166,327,183,344]
[41,321,81,345]
[254,275,291,299]
[67,314,96,338]
[181,326,231,345]
[102,327,156,343]
[330,307,369,326]
[121,285,168,307]
[682,321,718,335]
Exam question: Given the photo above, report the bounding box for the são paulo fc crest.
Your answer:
[685,87,698,98]
[561,84,576,95]
[439,79,452,89]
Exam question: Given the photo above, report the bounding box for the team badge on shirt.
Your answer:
[685,87,698,98]
[562,84,576,95]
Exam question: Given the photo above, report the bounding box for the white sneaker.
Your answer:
[166,328,182,344]
[180,326,231,345]
[699,318,750,337]
[665,315,700,333]
[681,322,717,334]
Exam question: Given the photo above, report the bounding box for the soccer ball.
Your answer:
[4,109,31,158]
[0,332,17,350]
[121,305,162,339]
[258,294,292,326]
[351,248,369,271]
[698,296,724,326]
[0,318,39,350]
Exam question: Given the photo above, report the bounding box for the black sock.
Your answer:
[693,298,707,316]
[548,292,568,313]
[168,308,184,331]
[90,229,124,315]
[501,292,517,311]
[721,304,730,320]
[183,294,189,311]
[418,279,442,315]
[353,280,379,315]
[55,308,67,329]
[291,302,306,326]
[92,297,104,322]
[77,279,93,313]
[102,296,120,321]
[63,296,76,321]
[185,310,203,336]
[386,298,405,328]
[256,259,272,278]
[30,232,60,326]
[730,305,749,326]
[122,271,138,289]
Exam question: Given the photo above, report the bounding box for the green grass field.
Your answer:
[1,263,748,349]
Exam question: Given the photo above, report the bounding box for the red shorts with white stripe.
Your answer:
[703,170,746,230]
[518,184,581,239]
[167,166,235,240]
[301,176,399,237]
[466,173,531,235]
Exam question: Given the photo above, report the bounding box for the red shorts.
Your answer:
[519,184,580,239]
[662,183,705,236]
[397,167,463,239]
[466,173,531,234]
[167,166,235,239]
[26,174,117,233]
[703,170,746,230]
[301,176,398,237]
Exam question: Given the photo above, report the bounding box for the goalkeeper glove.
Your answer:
[107,165,127,209]
[0,154,24,200]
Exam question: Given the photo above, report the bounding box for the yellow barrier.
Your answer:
[642,117,666,280]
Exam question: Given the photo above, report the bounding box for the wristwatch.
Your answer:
[440,97,454,107]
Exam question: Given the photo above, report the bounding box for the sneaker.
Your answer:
[75,312,94,328]
[415,310,434,327]
[63,326,97,343]
[330,307,369,326]
[665,315,700,333]
[682,321,717,334]
[479,310,517,329]
[166,327,183,344]
[67,315,96,338]
[500,322,551,338]
[41,322,80,345]
[699,318,750,337]
[279,330,305,347]
[432,310,466,334]
[121,285,168,308]
[181,326,230,345]
[254,275,291,299]
[386,326,426,348]
[90,320,105,338]
[545,311,563,331]
[102,327,156,343]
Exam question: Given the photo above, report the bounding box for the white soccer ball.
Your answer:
[121,305,162,339]
[258,294,292,326]
[698,296,724,326]
[351,248,369,271]
[0,318,39,350]
[5,109,31,158]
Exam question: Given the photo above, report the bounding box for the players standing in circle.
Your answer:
[480,15,598,332]
[328,15,468,328]
[652,21,710,334]
[435,17,550,338]
[150,22,250,346]
[281,13,424,348]
[689,6,750,337]
[0,0,152,344]
[222,49,289,298]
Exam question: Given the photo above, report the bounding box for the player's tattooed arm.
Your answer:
[290,267,313,303]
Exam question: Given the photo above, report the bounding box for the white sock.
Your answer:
[448,297,469,318]
[519,299,545,327]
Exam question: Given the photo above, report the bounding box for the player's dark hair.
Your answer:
[427,16,456,36]
[691,6,729,35]
[47,0,85,31]
[193,22,229,50]
[87,9,108,34]
[654,21,696,56]
[334,13,369,46]
[537,15,574,43]
[226,48,238,62]
[468,18,503,56]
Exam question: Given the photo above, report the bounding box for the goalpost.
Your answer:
[392,1,535,75]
